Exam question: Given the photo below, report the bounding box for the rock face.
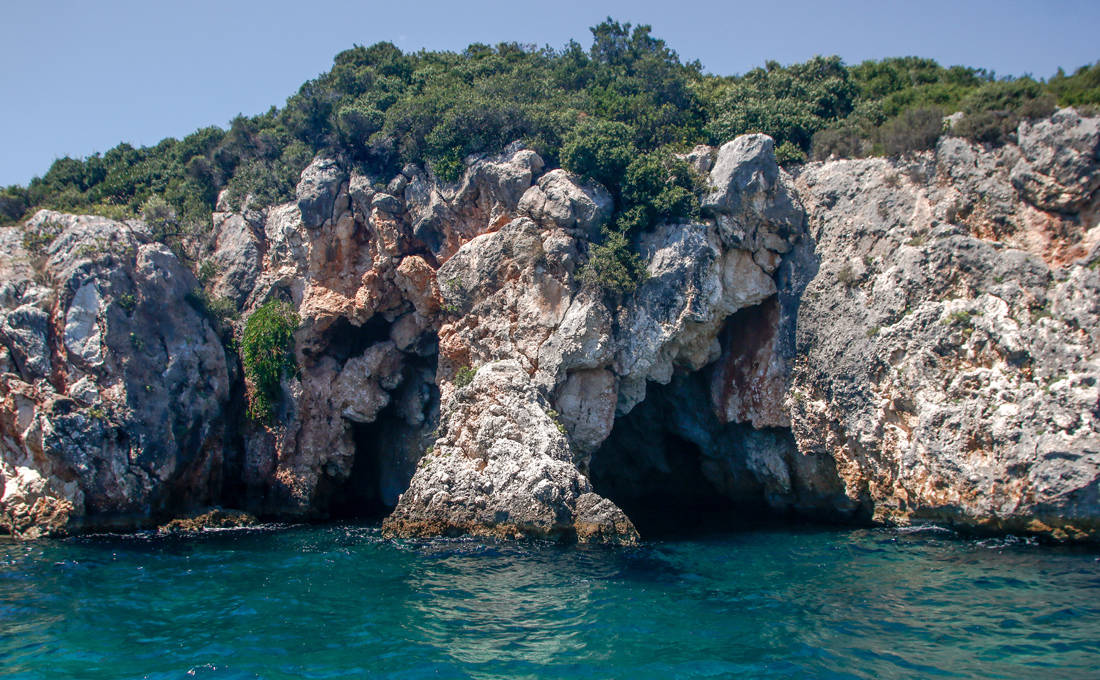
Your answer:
[383,360,637,543]
[2,109,1099,543]
[0,212,230,538]
[789,115,1100,540]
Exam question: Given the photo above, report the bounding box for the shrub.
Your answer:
[561,118,637,191]
[196,260,218,285]
[241,300,300,422]
[953,94,1055,146]
[0,186,28,225]
[879,107,944,156]
[141,195,177,238]
[579,227,647,294]
[836,263,856,286]
[1048,62,1100,107]
[706,56,858,154]
[335,100,384,146]
[454,365,477,388]
[616,151,700,233]
[812,127,866,160]
[774,140,807,165]
[949,78,1056,146]
[953,110,1013,145]
[117,293,137,313]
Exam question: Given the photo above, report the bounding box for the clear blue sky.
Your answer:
[2,0,1097,187]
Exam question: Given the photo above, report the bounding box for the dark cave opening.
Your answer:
[325,406,398,520]
[587,375,762,537]
[311,315,393,363]
[587,303,861,538]
[325,356,440,521]
[590,423,744,537]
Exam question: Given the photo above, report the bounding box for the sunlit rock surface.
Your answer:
[2,109,1098,542]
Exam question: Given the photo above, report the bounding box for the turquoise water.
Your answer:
[2,524,1098,679]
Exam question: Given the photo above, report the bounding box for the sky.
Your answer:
[1,0,1097,187]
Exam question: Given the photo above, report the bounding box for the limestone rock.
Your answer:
[209,212,263,306]
[702,134,805,254]
[678,144,716,175]
[158,508,258,534]
[0,211,231,536]
[384,360,637,542]
[405,146,544,260]
[7,112,1098,544]
[297,157,348,229]
[1011,108,1100,212]
[517,169,613,236]
[789,133,1100,540]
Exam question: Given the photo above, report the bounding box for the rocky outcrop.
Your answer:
[789,114,1100,540]
[383,360,638,543]
[385,135,812,540]
[2,109,1098,543]
[1011,108,1100,213]
[0,212,230,538]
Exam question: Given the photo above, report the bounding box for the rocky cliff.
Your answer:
[1,110,1097,542]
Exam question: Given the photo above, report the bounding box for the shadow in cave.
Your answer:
[587,383,762,538]
[312,316,393,363]
[325,409,396,521]
[325,358,440,522]
[587,300,861,539]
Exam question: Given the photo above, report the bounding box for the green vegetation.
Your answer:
[116,293,137,313]
[454,365,477,388]
[241,300,300,422]
[707,56,857,153]
[2,18,1097,280]
[546,408,568,435]
[579,227,648,294]
[947,310,975,327]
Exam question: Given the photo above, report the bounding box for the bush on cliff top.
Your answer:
[241,300,300,422]
[4,19,1097,236]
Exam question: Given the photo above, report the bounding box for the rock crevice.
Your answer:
[2,109,1098,543]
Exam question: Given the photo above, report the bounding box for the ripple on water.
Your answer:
[0,526,1098,679]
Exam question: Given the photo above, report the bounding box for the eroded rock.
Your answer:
[0,211,231,537]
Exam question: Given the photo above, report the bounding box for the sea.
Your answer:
[2,522,1098,679]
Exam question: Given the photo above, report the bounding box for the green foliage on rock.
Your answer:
[561,119,637,190]
[616,151,700,233]
[241,300,300,422]
[579,227,648,295]
[20,220,63,257]
[3,19,1096,242]
[1048,62,1100,108]
[454,365,477,389]
[879,108,946,156]
[707,56,858,153]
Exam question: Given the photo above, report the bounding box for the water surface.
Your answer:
[2,524,1098,679]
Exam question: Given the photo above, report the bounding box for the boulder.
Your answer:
[297,157,347,229]
[702,134,805,254]
[518,169,613,236]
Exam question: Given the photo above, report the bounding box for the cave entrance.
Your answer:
[326,405,397,520]
[325,356,440,521]
[587,298,859,538]
[312,316,392,363]
[589,422,742,537]
[587,377,861,538]
[587,373,761,537]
